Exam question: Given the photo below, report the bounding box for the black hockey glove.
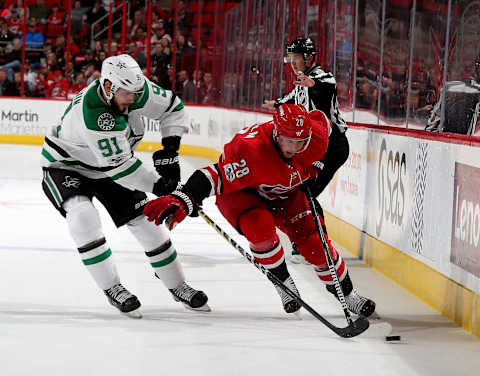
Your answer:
[152,149,180,196]
[300,160,325,198]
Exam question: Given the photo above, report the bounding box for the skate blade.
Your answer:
[291,309,302,319]
[182,302,212,312]
[122,309,143,319]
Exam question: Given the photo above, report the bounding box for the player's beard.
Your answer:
[111,99,127,114]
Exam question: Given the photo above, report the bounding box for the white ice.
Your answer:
[1,144,479,376]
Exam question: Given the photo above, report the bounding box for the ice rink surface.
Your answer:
[1,144,479,376]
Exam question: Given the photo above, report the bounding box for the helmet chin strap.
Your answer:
[100,79,115,105]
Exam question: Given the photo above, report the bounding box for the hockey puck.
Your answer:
[385,335,401,341]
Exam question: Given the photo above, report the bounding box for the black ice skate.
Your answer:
[169,281,211,312]
[275,276,302,314]
[344,289,376,317]
[104,283,142,318]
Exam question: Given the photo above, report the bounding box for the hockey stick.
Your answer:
[304,186,358,327]
[198,208,369,338]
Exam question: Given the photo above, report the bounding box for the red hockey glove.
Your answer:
[143,191,194,230]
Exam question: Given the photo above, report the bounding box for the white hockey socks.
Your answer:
[64,196,120,290]
[127,215,185,289]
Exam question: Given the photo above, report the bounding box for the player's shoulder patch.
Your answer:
[82,80,127,132]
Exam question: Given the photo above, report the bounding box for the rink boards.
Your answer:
[0,97,479,338]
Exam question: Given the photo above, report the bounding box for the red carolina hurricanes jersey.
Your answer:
[200,112,330,200]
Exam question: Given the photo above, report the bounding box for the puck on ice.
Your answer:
[385,335,401,341]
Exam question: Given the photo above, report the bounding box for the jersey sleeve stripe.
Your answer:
[213,163,223,194]
[199,163,223,195]
[110,159,142,180]
[165,93,177,113]
[45,137,70,158]
[171,102,184,112]
[41,148,56,162]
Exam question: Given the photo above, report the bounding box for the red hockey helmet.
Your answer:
[273,104,312,154]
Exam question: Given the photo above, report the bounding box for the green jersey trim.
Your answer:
[43,170,63,207]
[111,159,142,180]
[83,81,127,132]
[128,81,150,111]
[172,102,184,112]
[42,148,56,162]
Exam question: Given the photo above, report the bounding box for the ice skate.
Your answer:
[344,289,376,317]
[290,243,308,265]
[275,276,302,313]
[104,283,142,318]
[169,281,211,312]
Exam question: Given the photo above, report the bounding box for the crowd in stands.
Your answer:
[0,0,226,104]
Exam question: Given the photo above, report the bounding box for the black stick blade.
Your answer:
[336,316,370,338]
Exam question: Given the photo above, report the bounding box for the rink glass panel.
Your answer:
[6,0,480,135]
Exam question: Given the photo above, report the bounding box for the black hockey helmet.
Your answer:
[286,37,316,60]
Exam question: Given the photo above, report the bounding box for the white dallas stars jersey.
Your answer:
[276,65,347,133]
[41,78,188,193]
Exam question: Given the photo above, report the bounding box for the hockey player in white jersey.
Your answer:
[41,54,209,317]
[263,37,350,265]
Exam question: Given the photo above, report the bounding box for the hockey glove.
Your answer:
[301,160,325,197]
[152,149,180,195]
[144,191,194,230]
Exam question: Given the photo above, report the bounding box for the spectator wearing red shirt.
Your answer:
[48,69,68,98]
[46,3,65,38]
[153,0,170,21]
[7,9,22,35]
[33,64,49,97]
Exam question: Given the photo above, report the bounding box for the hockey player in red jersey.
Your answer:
[144,104,376,316]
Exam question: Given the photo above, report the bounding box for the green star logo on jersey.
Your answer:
[97,112,116,131]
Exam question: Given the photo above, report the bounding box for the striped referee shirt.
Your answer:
[275,65,347,134]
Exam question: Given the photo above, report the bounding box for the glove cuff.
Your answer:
[172,190,194,215]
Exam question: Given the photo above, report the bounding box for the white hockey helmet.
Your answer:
[100,54,145,104]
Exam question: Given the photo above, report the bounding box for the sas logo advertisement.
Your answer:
[376,138,407,237]
[451,162,480,278]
